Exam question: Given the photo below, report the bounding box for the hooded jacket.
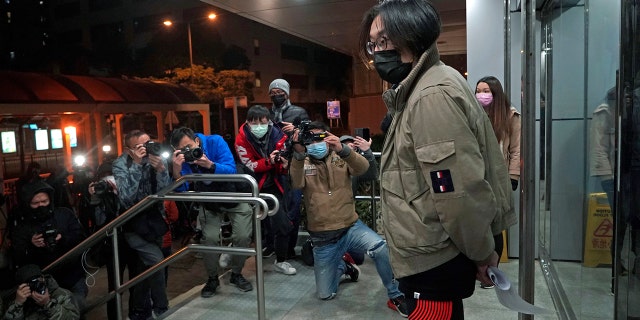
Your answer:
[380,45,515,278]
[235,122,289,194]
[289,146,369,232]
[10,181,85,292]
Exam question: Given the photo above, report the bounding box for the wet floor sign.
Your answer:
[583,193,613,267]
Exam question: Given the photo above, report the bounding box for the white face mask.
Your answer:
[250,124,269,138]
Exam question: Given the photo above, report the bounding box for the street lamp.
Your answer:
[163,13,217,79]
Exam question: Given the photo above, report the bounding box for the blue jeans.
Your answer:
[312,220,402,300]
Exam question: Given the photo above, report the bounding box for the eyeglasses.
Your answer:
[366,36,388,55]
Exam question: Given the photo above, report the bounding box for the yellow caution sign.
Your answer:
[500,230,509,263]
[583,193,613,267]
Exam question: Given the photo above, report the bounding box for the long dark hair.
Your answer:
[358,0,441,65]
[476,76,512,142]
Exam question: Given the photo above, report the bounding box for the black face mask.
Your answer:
[271,94,287,107]
[29,205,52,222]
[374,50,413,84]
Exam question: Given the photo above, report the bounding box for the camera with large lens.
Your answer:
[41,224,58,249]
[179,146,204,162]
[297,120,327,145]
[143,140,163,156]
[28,277,47,295]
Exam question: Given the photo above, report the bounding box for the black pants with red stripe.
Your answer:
[398,254,477,319]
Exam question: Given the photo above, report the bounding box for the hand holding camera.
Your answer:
[20,279,49,306]
[28,277,47,295]
[32,226,60,249]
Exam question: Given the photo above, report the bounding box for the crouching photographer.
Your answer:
[10,180,87,314]
[170,126,254,298]
[4,264,79,319]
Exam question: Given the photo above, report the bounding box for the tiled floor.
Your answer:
[161,257,560,320]
[84,245,621,320]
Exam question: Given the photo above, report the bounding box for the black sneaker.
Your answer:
[343,253,360,282]
[230,272,253,292]
[387,296,409,318]
[201,277,219,298]
[262,247,275,258]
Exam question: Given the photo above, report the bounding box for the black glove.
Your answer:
[511,179,518,191]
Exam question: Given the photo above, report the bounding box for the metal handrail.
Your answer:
[354,151,381,232]
[43,173,272,320]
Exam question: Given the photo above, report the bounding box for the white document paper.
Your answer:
[487,266,554,315]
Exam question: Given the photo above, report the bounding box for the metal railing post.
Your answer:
[43,174,273,320]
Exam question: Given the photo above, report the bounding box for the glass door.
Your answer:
[616,1,640,318]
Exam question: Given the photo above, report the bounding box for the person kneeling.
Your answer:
[288,121,409,317]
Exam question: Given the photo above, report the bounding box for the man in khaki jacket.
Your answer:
[289,121,409,317]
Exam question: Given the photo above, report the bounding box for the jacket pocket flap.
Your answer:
[416,140,455,164]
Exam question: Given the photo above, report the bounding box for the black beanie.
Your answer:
[15,264,42,283]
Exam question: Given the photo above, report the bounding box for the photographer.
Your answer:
[84,163,120,234]
[83,162,137,320]
[3,264,79,319]
[288,121,408,315]
[235,105,297,275]
[170,127,253,298]
[9,180,87,315]
[268,78,310,258]
[112,130,171,320]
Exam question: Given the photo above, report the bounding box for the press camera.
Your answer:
[143,140,163,156]
[179,146,204,162]
[296,120,327,145]
[28,277,46,295]
[40,224,58,249]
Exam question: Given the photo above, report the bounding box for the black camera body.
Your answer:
[93,180,111,195]
[90,179,115,206]
[179,146,204,162]
[41,224,58,249]
[143,140,163,156]
[28,277,47,295]
[296,120,327,145]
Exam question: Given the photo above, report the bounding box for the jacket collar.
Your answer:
[382,44,440,114]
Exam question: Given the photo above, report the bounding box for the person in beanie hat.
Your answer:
[268,78,310,132]
[267,78,310,259]
[9,180,87,315]
[4,264,79,319]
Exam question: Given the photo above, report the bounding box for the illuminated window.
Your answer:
[35,129,49,150]
[1,131,17,153]
[50,129,63,149]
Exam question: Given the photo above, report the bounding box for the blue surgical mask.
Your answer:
[250,124,269,139]
[307,141,328,159]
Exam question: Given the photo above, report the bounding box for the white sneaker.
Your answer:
[274,261,297,275]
